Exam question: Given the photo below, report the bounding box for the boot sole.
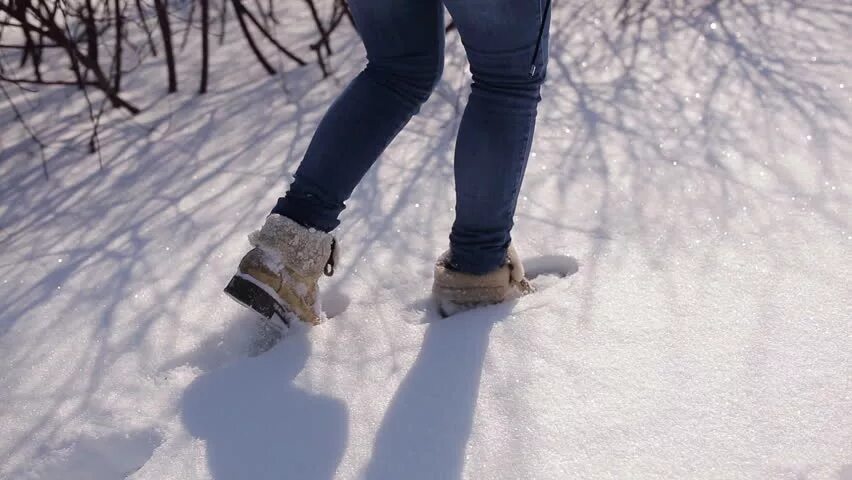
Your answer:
[224,274,293,333]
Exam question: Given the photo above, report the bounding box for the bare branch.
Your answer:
[233,0,306,66]
[153,0,177,92]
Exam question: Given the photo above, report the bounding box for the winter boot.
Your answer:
[224,214,338,330]
[432,243,534,317]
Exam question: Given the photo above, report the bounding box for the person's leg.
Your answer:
[441,0,551,274]
[272,0,445,232]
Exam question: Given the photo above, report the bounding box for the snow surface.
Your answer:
[1,2,851,479]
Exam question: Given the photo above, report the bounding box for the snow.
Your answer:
[1,2,851,479]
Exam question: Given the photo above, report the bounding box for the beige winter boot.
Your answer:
[224,214,338,331]
[432,243,533,317]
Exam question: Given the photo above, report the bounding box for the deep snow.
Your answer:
[1,2,850,479]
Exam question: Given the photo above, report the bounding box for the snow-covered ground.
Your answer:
[1,2,850,479]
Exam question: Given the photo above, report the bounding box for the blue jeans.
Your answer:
[273,0,551,274]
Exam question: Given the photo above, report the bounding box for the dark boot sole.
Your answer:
[224,274,291,333]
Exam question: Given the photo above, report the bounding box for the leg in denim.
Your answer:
[273,0,550,275]
[273,0,445,232]
[442,0,551,273]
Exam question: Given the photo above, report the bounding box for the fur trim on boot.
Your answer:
[432,243,533,317]
[224,214,337,329]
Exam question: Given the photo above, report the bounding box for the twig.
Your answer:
[200,0,209,93]
[180,0,197,51]
[230,0,275,74]
[134,0,158,56]
[234,0,305,66]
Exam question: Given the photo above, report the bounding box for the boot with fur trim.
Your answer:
[432,244,533,317]
[224,214,338,330]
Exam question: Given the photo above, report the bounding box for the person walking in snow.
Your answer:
[225,0,552,328]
